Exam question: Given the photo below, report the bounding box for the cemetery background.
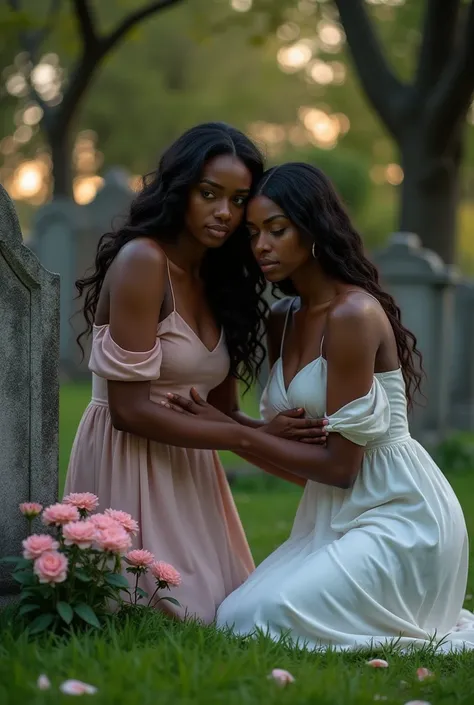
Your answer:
[2,1,474,703]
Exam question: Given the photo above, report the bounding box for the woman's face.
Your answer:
[185,154,252,248]
[246,194,311,282]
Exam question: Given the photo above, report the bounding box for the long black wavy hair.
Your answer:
[256,162,423,408]
[76,122,269,390]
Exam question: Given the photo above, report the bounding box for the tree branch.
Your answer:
[8,0,61,63]
[7,0,62,125]
[52,0,185,137]
[333,0,407,138]
[415,0,460,94]
[71,0,100,53]
[428,0,474,150]
[100,0,186,54]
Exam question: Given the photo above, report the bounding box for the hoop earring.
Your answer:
[312,242,317,259]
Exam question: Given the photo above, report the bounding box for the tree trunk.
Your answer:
[49,124,74,199]
[399,129,462,265]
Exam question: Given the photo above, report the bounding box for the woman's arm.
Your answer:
[162,298,376,487]
[208,376,306,487]
[207,375,264,429]
[235,451,307,488]
[234,298,383,488]
[105,240,255,452]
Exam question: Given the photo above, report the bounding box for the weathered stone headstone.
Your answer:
[0,185,59,601]
[30,169,134,379]
[373,232,458,444]
[451,281,474,429]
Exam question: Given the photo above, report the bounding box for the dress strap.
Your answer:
[344,289,381,306]
[280,298,296,358]
[319,290,381,358]
[319,290,379,359]
[165,257,176,311]
[319,334,325,358]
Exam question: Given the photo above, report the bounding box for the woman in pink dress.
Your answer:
[65,124,325,623]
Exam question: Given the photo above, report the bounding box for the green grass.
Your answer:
[2,481,474,705]
[3,603,474,705]
[2,480,474,705]
[2,386,474,703]
[59,383,92,484]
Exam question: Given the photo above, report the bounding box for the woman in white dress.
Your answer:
[169,162,474,651]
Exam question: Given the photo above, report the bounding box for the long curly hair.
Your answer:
[75,122,269,390]
[256,163,424,408]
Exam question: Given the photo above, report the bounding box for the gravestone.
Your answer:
[30,169,134,379]
[373,232,458,444]
[0,185,60,601]
[451,281,474,429]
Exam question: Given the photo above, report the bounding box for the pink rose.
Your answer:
[63,492,99,513]
[19,502,43,518]
[34,550,68,584]
[22,534,59,560]
[126,549,154,568]
[151,561,181,587]
[95,525,132,554]
[268,669,295,687]
[104,509,139,536]
[90,513,120,531]
[63,520,97,549]
[42,503,80,526]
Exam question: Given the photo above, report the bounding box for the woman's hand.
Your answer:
[164,390,327,444]
[261,409,328,444]
[161,388,236,424]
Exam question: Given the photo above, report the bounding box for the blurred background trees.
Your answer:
[1,0,474,268]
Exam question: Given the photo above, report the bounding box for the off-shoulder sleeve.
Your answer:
[325,377,390,446]
[89,325,162,381]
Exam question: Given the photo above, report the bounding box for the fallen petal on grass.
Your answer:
[37,674,51,690]
[268,669,295,686]
[416,667,434,681]
[59,680,97,696]
[367,659,389,668]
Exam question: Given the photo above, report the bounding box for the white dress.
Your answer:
[217,307,474,651]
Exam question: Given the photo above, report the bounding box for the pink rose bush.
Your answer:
[19,502,43,518]
[1,496,181,635]
[34,551,68,584]
[63,492,99,515]
[151,561,182,587]
[23,534,59,559]
[104,509,139,536]
[62,521,97,550]
[90,513,119,531]
[42,503,80,526]
[126,550,154,568]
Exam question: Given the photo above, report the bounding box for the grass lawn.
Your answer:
[2,385,474,703]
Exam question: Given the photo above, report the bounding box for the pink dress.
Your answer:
[64,275,254,623]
